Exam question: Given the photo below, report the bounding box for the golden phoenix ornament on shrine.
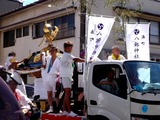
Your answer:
[39,23,59,46]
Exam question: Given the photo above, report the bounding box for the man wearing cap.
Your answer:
[108,46,126,60]
[60,41,85,117]
[7,71,32,110]
[43,46,61,113]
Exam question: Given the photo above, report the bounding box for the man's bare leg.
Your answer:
[47,91,53,106]
[63,94,67,111]
[65,88,71,112]
[46,91,53,113]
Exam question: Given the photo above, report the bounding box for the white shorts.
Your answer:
[44,75,56,93]
[62,77,72,88]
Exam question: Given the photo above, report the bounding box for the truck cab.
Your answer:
[86,60,160,120]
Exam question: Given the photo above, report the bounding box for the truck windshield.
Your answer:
[124,61,160,93]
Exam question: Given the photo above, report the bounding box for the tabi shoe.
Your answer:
[68,111,78,117]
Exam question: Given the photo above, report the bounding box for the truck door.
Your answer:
[87,63,130,120]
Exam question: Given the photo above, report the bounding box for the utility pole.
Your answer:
[80,0,86,58]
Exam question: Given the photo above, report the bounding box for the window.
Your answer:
[150,21,160,44]
[16,28,22,38]
[128,18,160,44]
[54,17,61,28]
[3,30,15,48]
[92,64,127,99]
[47,13,75,39]
[124,61,160,91]
[68,14,75,28]
[32,21,45,39]
[139,19,149,24]
[23,26,29,36]
[47,19,54,26]
[128,18,138,23]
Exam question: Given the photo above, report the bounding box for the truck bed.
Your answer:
[41,113,86,120]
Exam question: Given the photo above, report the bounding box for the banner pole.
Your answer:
[124,22,127,59]
[85,14,89,64]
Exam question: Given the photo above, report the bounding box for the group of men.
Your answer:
[4,52,35,117]
[41,41,85,117]
[42,43,125,116]
[4,41,125,117]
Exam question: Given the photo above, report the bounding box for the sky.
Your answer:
[23,0,39,6]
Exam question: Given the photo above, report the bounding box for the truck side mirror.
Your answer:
[119,74,128,99]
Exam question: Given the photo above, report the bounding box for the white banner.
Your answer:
[87,16,115,61]
[126,24,150,60]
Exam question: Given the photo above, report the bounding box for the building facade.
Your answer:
[89,0,160,60]
[0,0,160,74]
[0,0,81,66]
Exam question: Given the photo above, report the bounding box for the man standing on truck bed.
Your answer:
[60,41,85,117]
[44,46,61,113]
[108,46,126,60]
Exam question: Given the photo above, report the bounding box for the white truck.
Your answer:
[83,60,160,120]
[8,59,160,120]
